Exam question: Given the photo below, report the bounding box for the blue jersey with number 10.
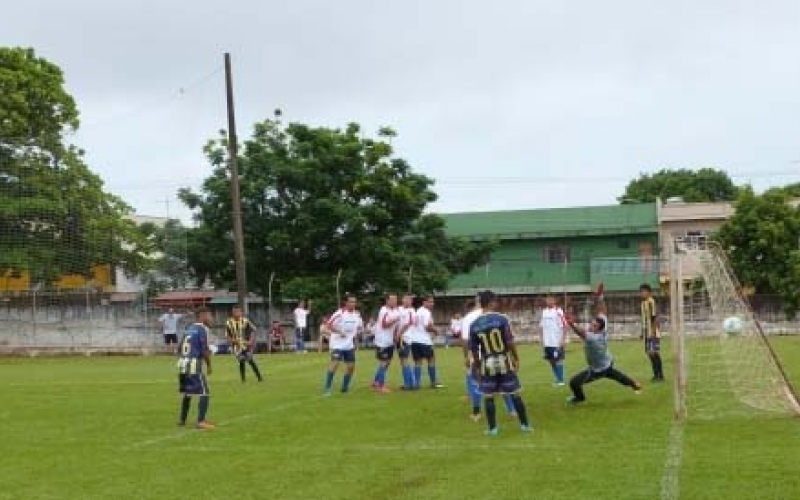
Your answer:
[469,313,515,376]
[177,323,209,375]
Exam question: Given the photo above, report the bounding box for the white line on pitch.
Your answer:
[660,421,685,500]
[125,397,315,450]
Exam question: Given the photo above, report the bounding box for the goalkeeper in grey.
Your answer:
[565,313,642,405]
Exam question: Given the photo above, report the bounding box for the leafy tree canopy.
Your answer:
[180,118,494,314]
[0,47,150,286]
[619,168,738,204]
[715,187,800,318]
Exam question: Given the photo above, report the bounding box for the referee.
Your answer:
[226,306,264,383]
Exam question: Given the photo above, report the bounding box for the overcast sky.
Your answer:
[5,0,800,222]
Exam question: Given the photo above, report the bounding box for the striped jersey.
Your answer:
[640,297,659,338]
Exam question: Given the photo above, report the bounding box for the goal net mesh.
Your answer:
[677,244,800,419]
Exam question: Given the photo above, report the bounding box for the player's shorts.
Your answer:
[375,345,395,361]
[331,349,356,363]
[645,337,661,353]
[178,373,209,396]
[164,333,178,345]
[411,342,434,361]
[235,349,254,362]
[479,372,521,396]
[397,340,411,359]
[543,346,565,361]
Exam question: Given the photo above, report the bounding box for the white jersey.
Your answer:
[327,309,361,351]
[450,318,462,336]
[398,306,417,343]
[374,306,400,348]
[540,306,567,347]
[293,307,309,329]
[460,308,483,341]
[413,306,434,345]
[159,313,183,334]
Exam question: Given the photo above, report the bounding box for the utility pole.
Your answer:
[224,53,248,314]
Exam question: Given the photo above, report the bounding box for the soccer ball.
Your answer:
[723,316,743,335]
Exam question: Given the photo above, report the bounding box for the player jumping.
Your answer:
[470,290,532,436]
[564,299,642,405]
[176,307,214,430]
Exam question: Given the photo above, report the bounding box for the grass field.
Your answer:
[2,337,800,500]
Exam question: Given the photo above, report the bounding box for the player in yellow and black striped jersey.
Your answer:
[226,306,264,383]
[639,284,664,382]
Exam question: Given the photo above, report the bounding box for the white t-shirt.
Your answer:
[294,307,309,329]
[540,306,567,347]
[374,306,400,348]
[327,309,362,351]
[159,313,183,334]
[450,318,462,336]
[460,308,483,341]
[398,306,417,343]
[413,306,434,345]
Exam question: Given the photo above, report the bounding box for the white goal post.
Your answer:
[670,241,800,420]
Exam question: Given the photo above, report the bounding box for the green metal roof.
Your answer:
[440,203,657,239]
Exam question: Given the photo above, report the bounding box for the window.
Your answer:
[544,245,571,264]
[675,230,708,250]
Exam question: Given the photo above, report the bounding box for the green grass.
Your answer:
[1,338,800,500]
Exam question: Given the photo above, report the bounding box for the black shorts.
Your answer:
[397,340,411,359]
[164,333,178,345]
[645,337,661,353]
[543,346,565,361]
[376,345,395,361]
[178,373,209,396]
[411,342,434,361]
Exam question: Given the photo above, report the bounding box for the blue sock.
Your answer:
[377,365,387,385]
[401,366,409,387]
[324,371,335,391]
[555,364,565,383]
[296,338,305,351]
[342,373,352,392]
[469,375,482,409]
[198,395,209,422]
[503,394,515,413]
[413,366,422,388]
[428,366,437,385]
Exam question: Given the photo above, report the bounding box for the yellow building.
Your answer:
[0,264,113,292]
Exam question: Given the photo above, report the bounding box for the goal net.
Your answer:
[672,242,800,420]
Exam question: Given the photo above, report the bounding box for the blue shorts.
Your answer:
[645,337,661,353]
[178,373,209,396]
[479,373,521,395]
[331,349,356,364]
[376,346,395,361]
[543,346,565,361]
[411,343,434,361]
[397,340,412,359]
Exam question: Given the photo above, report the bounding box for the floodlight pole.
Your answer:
[224,53,248,315]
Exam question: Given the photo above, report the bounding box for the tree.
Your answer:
[715,187,800,318]
[0,47,149,286]
[619,168,738,204]
[138,219,194,291]
[180,118,493,313]
[764,182,800,199]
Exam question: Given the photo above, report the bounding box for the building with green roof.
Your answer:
[440,203,660,296]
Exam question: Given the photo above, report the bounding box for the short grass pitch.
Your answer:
[2,337,799,500]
